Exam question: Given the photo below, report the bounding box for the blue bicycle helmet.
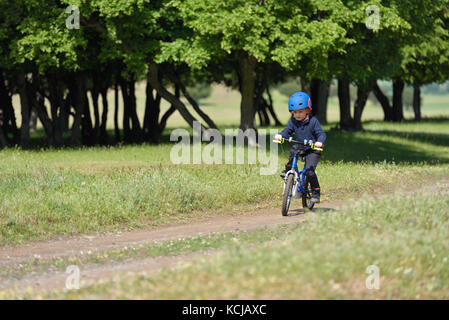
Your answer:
[288,92,312,111]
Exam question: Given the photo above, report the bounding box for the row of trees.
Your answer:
[0,0,448,148]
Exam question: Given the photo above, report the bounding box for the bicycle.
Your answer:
[273,137,323,216]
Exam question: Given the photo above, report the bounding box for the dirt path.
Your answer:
[0,203,332,294]
[0,250,215,293]
[1,179,448,295]
[0,202,331,267]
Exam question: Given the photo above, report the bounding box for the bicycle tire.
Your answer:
[281,174,294,216]
[302,177,314,210]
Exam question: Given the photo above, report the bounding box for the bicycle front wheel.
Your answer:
[302,177,314,210]
[282,174,295,216]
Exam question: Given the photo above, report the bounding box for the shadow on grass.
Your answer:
[362,130,449,147]
[322,130,449,164]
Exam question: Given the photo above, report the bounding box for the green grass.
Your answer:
[28,190,449,300]
[1,118,449,245]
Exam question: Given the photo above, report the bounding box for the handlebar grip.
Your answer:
[272,138,285,143]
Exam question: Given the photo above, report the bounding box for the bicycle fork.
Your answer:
[282,156,304,199]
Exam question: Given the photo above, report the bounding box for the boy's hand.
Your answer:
[274,134,283,141]
[315,142,323,148]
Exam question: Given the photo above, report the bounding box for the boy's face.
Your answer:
[291,108,308,121]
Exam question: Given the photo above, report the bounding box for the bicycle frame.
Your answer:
[283,154,309,197]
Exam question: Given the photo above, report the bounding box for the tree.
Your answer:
[369,0,449,123]
[328,0,411,129]
[171,0,353,131]
[400,0,449,121]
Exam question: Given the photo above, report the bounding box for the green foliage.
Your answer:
[169,0,354,72]
[328,0,412,83]
[399,0,449,85]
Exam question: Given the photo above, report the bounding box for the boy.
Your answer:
[274,91,326,204]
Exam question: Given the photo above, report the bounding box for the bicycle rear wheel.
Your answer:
[302,177,314,210]
[281,174,294,216]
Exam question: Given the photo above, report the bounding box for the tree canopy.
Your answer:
[0,0,448,148]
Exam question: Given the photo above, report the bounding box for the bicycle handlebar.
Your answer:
[272,137,323,151]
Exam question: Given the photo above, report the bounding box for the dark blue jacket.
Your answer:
[279,116,326,145]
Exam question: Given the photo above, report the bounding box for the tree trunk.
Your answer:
[392,79,404,122]
[413,84,421,122]
[119,77,142,143]
[158,84,178,137]
[34,90,54,146]
[254,68,268,127]
[60,91,70,133]
[147,63,206,134]
[69,72,87,146]
[372,82,394,121]
[256,109,264,127]
[81,84,94,145]
[91,87,100,143]
[170,73,218,130]
[159,105,176,134]
[114,82,120,143]
[265,86,282,126]
[258,103,270,126]
[120,77,131,143]
[129,79,142,142]
[237,52,257,131]
[17,71,31,148]
[6,101,19,144]
[0,125,7,148]
[310,79,319,117]
[0,71,19,145]
[311,79,329,124]
[48,74,63,147]
[143,77,162,142]
[99,89,109,144]
[0,72,8,147]
[337,78,353,130]
[353,84,371,131]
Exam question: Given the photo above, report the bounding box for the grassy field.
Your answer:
[2,85,449,299]
[6,188,448,299]
[61,191,448,299]
[0,116,448,245]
